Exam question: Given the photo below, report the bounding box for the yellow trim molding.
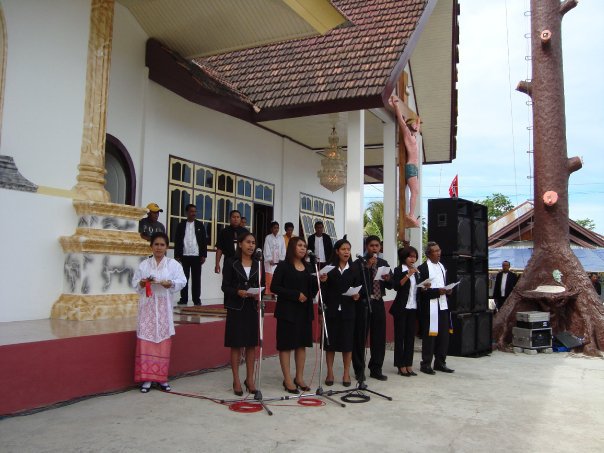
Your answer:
[51,293,138,320]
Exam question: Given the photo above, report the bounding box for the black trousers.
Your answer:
[393,308,417,368]
[180,256,202,304]
[352,298,386,376]
[420,309,449,369]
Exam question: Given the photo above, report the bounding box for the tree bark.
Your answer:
[493,0,604,356]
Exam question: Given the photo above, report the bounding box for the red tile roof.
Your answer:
[198,0,429,116]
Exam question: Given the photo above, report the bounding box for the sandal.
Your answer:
[158,382,171,392]
[140,381,152,393]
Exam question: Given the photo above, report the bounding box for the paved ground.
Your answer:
[2,349,603,453]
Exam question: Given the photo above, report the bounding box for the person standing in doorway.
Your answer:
[215,210,249,274]
[174,204,208,306]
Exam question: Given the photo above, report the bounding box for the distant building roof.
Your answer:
[488,201,604,249]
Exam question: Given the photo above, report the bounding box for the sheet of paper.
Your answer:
[342,285,362,296]
[319,265,335,275]
[417,277,434,288]
[444,281,460,291]
[246,287,265,295]
[373,266,391,280]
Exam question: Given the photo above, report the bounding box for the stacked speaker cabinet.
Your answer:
[427,198,492,357]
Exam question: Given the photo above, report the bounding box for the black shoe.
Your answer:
[434,365,455,373]
[408,370,417,376]
[193,300,202,306]
[177,301,187,305]
[283,380,299,394]
[398,369,411,377]
[420,366,436,375]
[342,380,352,387]
[369,371,388,381]
[325,379,334,386]
[233,383,243,396]
[293,378,311,392]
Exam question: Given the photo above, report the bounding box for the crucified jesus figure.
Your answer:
[389,95,420,228]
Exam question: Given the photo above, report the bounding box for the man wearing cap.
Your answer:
[139,203,166,241]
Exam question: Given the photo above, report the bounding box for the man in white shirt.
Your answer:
[174,204,208,305]
[493,261,518,310]
[263,221,286,297]
[307,221,333,268]
[417,242,454,374]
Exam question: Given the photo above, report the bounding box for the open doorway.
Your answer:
[253,204,273,249]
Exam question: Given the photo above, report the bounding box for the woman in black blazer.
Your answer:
[322,238,362,387]
[271,236,326,393]
[221,232,264,396]
[390,246,420,376]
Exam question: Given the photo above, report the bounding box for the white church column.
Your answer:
[52,0,150,321]
[345,110,364,255]
[382,120,397,266]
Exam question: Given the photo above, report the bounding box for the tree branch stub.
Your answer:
[567,156,582,174]
[516,80,533,97]
[560,0,579,17]
[540,29,552,47]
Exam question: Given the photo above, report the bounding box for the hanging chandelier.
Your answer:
[317,127,347,192]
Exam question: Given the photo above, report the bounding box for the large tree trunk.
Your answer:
[493,0,604,356]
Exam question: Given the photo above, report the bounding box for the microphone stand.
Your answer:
[251,251,275,415]
[331,255,392,403]
[227,253,344,412]
[305,254,346,407]
[260,254,345,408]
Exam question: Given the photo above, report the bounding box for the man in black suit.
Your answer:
[307,221,333,268]
[174,204,207,306]
[214,210,248,274]
[493,261,518,310]
[589,273,601,296]
[417,241,454,375]
[353,235,393,382]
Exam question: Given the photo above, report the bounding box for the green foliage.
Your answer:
[363,201,384,240]
[476,193,514,222]
[574,218,596,231]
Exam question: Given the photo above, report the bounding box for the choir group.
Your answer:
[132,212,455,394]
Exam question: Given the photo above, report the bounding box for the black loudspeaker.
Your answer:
[475,311,493,353]
[440,256,473,312]
[449,313,476,356]
[473,271,488,312]
[473,203,488,257]
[428,198,473,256]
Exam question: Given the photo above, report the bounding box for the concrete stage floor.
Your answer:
[1,349,603,453]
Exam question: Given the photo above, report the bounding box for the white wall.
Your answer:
[0,189,77,322]
[106,2,148,205]
[1,0,89,189]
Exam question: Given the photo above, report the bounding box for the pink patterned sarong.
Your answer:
[134,338,172,383]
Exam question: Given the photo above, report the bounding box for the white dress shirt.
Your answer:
[183,221,199,256]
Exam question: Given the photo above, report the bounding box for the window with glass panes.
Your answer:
[299,192,336,243]
[167,156,274,248]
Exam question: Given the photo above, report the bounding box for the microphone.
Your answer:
[307,250,317,264]
[356,254,367,262]
[254,248,263,259]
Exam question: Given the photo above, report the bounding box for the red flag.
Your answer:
[448,175,458,198]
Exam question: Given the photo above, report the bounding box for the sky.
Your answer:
[365,0,604,234]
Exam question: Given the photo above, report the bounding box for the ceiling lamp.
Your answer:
[317,127,346,192]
